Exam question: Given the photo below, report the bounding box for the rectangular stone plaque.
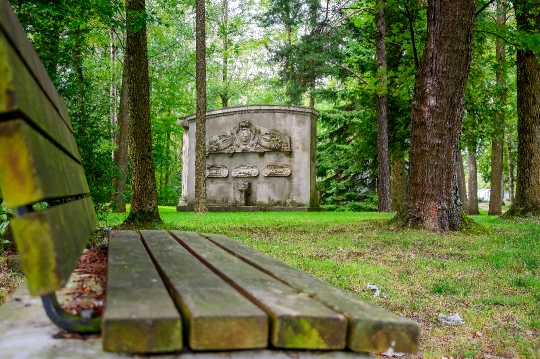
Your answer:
[232,165,258,177]
[262,165,291,177]
[206,165,228,178]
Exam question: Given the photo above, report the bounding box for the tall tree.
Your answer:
[457,153,467,206]
[400,0,476,231]
[194,0,208,213]
[112,58,129,213]
[376,0,391,212]
[467,148,480,215]
[488,0,507,215]
[506,0,540,216]
[220,0,229,107]
[124,0,162,224]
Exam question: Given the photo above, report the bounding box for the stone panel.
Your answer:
[178,105,319,210]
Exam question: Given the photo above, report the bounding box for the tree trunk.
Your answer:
[467,148,480,215]
[194,0,208,214]
[400,0,476,231]
[124,0,162,224]
[220,0,229,108]
[457,151,467,205]
[505,131,515,203]
[489,138,503,214]
[489,0,507,216]
[110,28,118,141]
[112,58,129,213]
[506,0,540,217]
[390,151,407,213]
[376,0,391,212]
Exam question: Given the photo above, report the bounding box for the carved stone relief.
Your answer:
[206,120,291,156]
[232,165,259,177]
[206,165,228,178]
[262,165,291,177]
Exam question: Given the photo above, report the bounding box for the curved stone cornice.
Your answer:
[178,105,319,127]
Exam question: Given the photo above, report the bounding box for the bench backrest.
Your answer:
[0,0,96,296]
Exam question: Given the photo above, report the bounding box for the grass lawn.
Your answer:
[3,207,539,358]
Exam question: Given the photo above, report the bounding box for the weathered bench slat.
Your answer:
[204,233,420,354]
[0,120,90,208]
[9,197,96,296]
[0,0,71,130]
[170,231,348,350]
[140,230,268,351]
[103,231,183,353]
[0,32,80,161]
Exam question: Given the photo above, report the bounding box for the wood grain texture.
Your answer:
[103,231,182,353]
[205,233,420,354]
[141,230,268,351]
[170,231,347,350]
[0,0,71,129]
[0,120,89,208]
[10,197,96,296]
[0,33,80,161]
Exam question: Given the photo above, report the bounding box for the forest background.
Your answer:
[3,0,528,217]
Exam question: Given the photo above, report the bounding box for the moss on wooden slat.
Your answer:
[205,233,420,354]
[103,231,183,353]
[0,120,89,208]
[11,197,96,296]
[141,230,268,351]
[171,231,347,350]
[0,33,80,160]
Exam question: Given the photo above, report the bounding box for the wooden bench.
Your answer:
[0,0,419,356]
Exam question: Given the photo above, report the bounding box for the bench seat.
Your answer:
[103,230,418,354]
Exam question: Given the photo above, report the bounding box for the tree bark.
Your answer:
[400,0,476,231]
[467,148,480,215]
[506,0,540,216]
[489,0,507,216]
[112,59,129,213]
[220,0,229,108]
[376,0,391,212]
[195,0,208,213]
[505,131,515,203]
[110,28,118,140]
[390,151,407,213]
[457,151,467,206]
[489,138,504,214]
[124,0,162,224]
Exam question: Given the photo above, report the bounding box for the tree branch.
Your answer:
[476,29,518,46]
[327,59,369,85]
[476,0,497,17]
[404,1,419,70]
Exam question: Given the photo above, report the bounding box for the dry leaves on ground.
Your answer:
[58,246,108,316]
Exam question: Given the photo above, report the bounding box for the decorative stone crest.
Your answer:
[232,165,259,177]
[262,165,291,177]
[206,120,291,156]
[206,165,228,178]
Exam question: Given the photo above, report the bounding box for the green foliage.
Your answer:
[0,202,12,250]
[12,0,122,214]
[323,196,379,212]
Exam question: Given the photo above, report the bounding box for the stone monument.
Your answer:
[177,105,319,211]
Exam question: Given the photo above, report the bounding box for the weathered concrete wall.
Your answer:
[178,105,319,210]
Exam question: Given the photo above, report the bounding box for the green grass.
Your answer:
[94,207,540,358]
